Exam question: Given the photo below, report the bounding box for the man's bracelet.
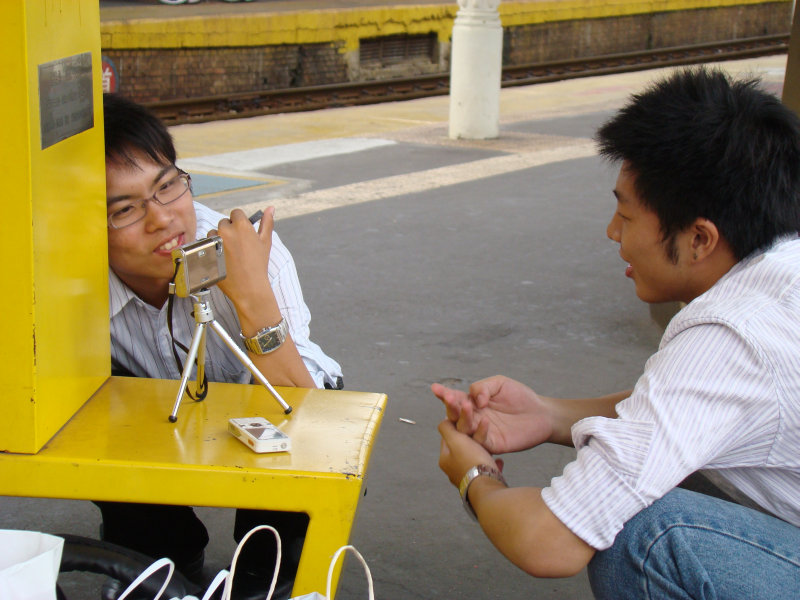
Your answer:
[458,464,508,521]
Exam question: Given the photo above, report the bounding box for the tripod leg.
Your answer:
[208,320,292,414]
[196,326,208,398]
[169,322,207,422]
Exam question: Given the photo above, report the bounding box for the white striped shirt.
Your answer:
[109,202,342,389]
[542,235,800,550]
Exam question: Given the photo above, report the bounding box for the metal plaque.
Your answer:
[38,52,94,149]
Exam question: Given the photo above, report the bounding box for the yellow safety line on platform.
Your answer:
[100,0,788,50]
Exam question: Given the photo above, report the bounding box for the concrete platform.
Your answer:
[0,54,788,599]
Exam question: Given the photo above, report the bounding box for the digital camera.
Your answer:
[171,236,226,297]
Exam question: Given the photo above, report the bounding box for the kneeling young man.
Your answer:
[435,68,800,598]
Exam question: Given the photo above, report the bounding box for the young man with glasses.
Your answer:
[99,93,343,599]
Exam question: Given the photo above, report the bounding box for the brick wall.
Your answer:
[504,3,791,64]
[104,3,791,104]
[105,42,347,103]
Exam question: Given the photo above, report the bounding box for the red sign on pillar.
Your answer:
[101,56,119,93]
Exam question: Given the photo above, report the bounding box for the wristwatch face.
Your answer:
[254,330,281,353]
[243,320,287,354]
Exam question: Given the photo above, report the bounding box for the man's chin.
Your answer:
[635,287,662,304]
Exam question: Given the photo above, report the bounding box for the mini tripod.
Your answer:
[168,288,292,422]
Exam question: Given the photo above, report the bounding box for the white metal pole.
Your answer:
[448,0,503,139]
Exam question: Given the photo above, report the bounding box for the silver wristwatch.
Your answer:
[241,318,288,355]
[458,464,508,521]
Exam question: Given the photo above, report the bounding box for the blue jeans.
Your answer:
[588,488,800,599]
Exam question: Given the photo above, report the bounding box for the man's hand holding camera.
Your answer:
[207,206,315,388]
[208,207,276,331]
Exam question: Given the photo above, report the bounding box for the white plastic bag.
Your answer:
[0,529,64,600]
[213,526,374,600]
[116,525,374,600]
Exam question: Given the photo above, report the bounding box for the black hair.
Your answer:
[103,93,177,168]
[596,67,800,260]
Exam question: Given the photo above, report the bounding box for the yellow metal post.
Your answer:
[1,1,109,453]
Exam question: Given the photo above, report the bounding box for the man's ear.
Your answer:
[687,218,721,262]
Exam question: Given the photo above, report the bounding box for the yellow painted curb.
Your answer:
[101,0,789,49]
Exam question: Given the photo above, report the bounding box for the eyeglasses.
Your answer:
[107,171,192,229]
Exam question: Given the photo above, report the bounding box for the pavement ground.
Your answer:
[0,54,788,599]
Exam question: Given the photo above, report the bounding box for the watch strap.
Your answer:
[458,464,508,521]
[241,318,288,355]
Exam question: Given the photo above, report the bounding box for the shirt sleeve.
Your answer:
[268,232,343,388]
[542,321,777,549]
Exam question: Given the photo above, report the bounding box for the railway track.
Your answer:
[148,34,789,125]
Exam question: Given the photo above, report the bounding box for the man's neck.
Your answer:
[117,273,171,309]
[683,242,738,303]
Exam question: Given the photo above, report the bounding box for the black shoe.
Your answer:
[180,550,206,584]
[229,570,294,600]
[100,578,156,600]
[98,556,203,600]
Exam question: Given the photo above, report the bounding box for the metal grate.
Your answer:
[360,34,436,65]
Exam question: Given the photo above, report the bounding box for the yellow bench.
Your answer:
[0,377,386,597]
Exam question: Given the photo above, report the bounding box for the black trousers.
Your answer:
[93,502,308,581]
